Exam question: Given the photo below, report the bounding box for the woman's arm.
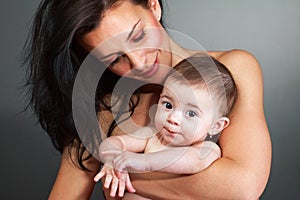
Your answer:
[130,50,272,200]
[48,145,101,200]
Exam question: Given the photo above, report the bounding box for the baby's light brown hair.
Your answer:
[166,53,238,117]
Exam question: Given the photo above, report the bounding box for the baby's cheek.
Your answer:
[154,109,166,131]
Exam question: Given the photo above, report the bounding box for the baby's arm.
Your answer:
[98,126,155,164]
[112,141,220,175]
[157,141,221,174]
[95,127,154,197]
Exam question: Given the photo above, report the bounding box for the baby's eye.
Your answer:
[162,101,172,109]
[185,110,197,118]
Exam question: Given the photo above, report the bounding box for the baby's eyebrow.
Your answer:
[186,102,203,114]
[126,19,141,41]
[160,94,172,101]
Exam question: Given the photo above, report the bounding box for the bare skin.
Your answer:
[127,49,272,200]
[48,1,271,199]
[49,49,271,200]
[48,146,100,200]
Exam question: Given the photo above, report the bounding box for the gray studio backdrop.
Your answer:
[1,0,299,199]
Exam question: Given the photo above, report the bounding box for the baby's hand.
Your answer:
[94,163,120,197]
[94,159,136,197]
[197,141,221,159]
[94,163,114,184]
[115,170,136,197]
[112,151,147,173]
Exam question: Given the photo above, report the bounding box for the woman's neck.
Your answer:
[169,39,207,67]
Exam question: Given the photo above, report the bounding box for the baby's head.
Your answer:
[166,53,238,119]
[154,54,238,146]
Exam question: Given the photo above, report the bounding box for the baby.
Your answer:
[95,53,238,198]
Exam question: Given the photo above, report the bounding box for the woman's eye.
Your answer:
[162,101,172,109]
[186,110,197,118]
[109,55,122,67]
[132,30,146,43]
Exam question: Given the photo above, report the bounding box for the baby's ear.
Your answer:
[209,117,230,136]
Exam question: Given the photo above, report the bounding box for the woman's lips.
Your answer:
[140,54,159,78]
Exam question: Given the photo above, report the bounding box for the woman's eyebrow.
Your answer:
[99,19,142,60]
[126,19,141,41]
[100,51,122,60]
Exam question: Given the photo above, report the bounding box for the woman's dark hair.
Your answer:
[23,0,165,170]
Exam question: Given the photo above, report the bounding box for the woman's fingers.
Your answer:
[125,174,136,193]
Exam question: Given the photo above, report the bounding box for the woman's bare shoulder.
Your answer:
[209,49,261,72]
[209,49,263,85]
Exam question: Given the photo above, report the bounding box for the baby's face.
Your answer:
[154,79,217,147]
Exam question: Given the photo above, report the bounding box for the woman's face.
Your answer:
[81,0,172,83]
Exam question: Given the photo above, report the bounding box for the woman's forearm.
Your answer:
[131,157,266,200]
[130,108,271,199]
[130,119,271,200]
[49,147,101,200]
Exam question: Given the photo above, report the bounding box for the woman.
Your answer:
[23,0,271,199]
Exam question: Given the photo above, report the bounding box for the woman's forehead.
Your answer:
[81,1,148,50]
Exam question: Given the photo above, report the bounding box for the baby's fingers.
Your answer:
[103,173,113,189]
[118,173,127,197]
[115,170,123,179]
[102,149,122,155]
[94,171,105,182]
[110,176,119,197]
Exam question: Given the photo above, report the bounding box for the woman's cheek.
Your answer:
[109,60,131,77]
[144,27,167,50]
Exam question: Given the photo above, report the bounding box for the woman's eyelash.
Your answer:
[132,30,146,43]
[110,56,121,66]
[107,53,123,67]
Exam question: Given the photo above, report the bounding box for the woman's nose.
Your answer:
[126,50,146,71]
[167,110,182,126]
